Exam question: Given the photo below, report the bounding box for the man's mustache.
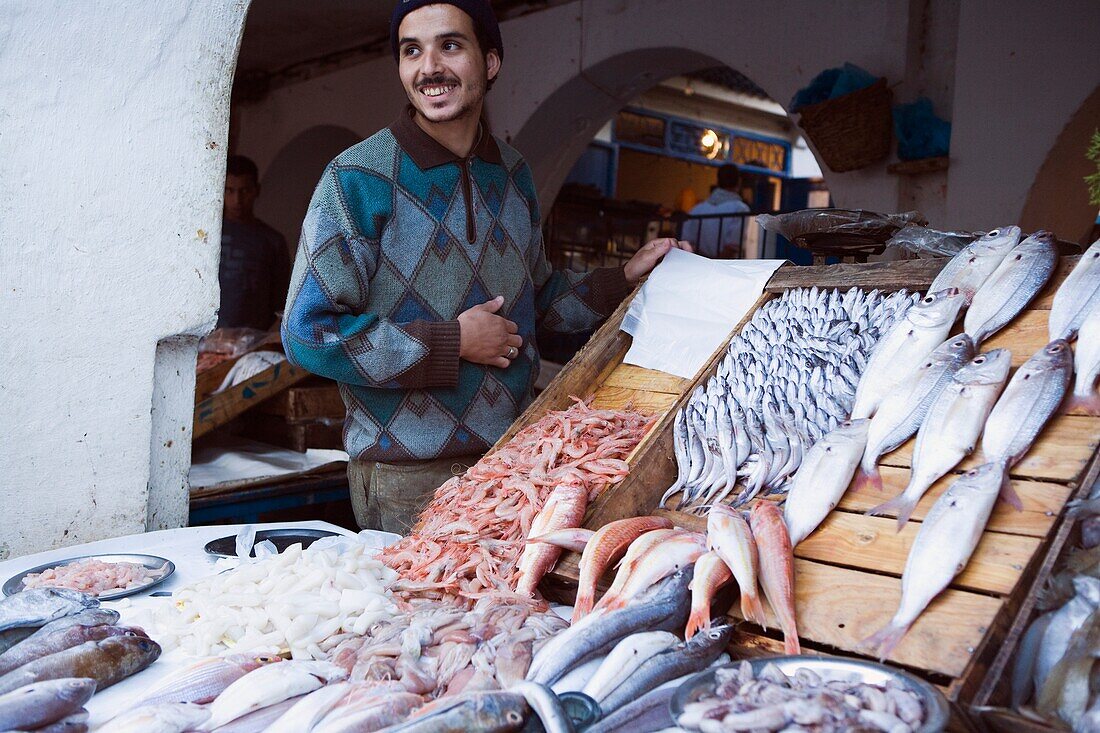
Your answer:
[416,75,460,89]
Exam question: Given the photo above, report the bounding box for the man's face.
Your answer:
[397,4,500,125]
[224,173,258,222]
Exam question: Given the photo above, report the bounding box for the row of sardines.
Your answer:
[659,230,1099,653]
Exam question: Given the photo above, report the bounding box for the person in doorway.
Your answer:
[218,155,291,330]
[681,163,751,259]
[282,0,689,534]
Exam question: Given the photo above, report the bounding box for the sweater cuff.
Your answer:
[404,320,461,389]
[587,266,635,316]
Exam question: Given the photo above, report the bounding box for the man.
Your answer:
[282,0,688,533]
[681,163,751,259]
[218,155,291,330]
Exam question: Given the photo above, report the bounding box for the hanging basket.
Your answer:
[796,79,893,173]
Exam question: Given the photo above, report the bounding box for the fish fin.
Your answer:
[741,592,768,630]
[598,594,627,612]
[997,466,1024,511]
[527,534,590,554]
[865,495,917,531]
[783,631,801,655]
[571,590,594,623]
[852,465,883,493]
[1068,392,1100,417]
[861,620,910,661]
[684,610,710,640]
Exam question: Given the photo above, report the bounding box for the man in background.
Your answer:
[681,163,750,258]
[218,155,290,330]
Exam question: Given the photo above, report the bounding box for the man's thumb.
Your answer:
[483,295,504,312]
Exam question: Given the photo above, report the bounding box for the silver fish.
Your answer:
[582,685,675,733]
[526,569,692,686]
[509,682,573,733]
[597,624,733,715]
[1011,611,1052,708]
[266,682,352,733]
[580,630,677,701]
[1034,576,1100,695]
[851,288,966,419]
[855,334,974,492]
[868,348,1011,529]
[1070,304,1100,415]
[0,677,96,731]
[783,418,870,546]
[1049,237,1100,341]
[862,463,1002,659]
[0,590,98,633]
[312,691,423,733]
[203,660,348,730]
[208,695,304,733]
[982,340,1073,508]
[965,230,1058,345]
[0,634,159,696]
[97,702,210,733]
[928,226,1022,304]
[0,624,140,677]
[383,690,527,733]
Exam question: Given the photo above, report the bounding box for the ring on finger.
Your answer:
[507,346,517,359]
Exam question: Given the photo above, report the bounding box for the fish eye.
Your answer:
[974,357,985,363]
[989,229,1000,236]
[923,295,934,303]
[1014,254,1022,260]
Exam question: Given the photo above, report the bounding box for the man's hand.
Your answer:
[624,237,693,284]
[458,296,523,368]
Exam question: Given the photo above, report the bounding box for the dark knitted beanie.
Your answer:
[391,0,503,61]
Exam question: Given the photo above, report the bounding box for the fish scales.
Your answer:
[965,230,1058,345]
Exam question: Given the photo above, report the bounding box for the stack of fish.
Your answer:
[1052,238,1100,415]
[0,589,160,732]
[379,399,654,607]
[664,286,921,511]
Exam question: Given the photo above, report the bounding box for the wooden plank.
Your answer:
[194,362,308,439]
[979,309,1050,365]
[737,559,1001,678]
[767,259,944,293]
[590,387,678,413]
[600,363,689,394]
[887,156,949,175]
[657,508,1038,596]
[836,467,1071,538]
[195,359,235,402]
[881,414,1099,484]
[258,383,345,422]
[1030,254,1081,310]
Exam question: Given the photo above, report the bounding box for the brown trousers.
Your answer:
[347,453,482,535]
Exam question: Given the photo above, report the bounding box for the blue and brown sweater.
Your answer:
[283,109,632,462]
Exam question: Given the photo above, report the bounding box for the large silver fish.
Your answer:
[1070,304,1100,415]
[98,702,210,733]
[383,690,528,733]
[0,590,98,633]
[851,288,967,419]
[965,231,1058,345]
[862,463,1002,659]
[783,418,870,546]
[855,335,974,492]
[583,685,675,733]
[202,661,348,730]
[1034,576,1100,696]
[868,349,1011,529]
[929,226,1022,304]
[1049,237,1100,341]
[982,340,1073,508]
[0,677,96,731]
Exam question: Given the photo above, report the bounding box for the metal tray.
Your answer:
[203,528,340,558]
[671,655,950,733]
[3,553,175,602]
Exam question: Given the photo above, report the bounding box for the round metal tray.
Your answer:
[671,655,950,733]
[203,528,340,558]
[4,553,175,601]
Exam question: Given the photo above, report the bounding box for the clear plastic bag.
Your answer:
[757,209,926,246]
[886,224,980,257]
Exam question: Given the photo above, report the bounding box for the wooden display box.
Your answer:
[540,256,1098,733]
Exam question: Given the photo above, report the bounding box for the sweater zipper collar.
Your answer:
[460,125,483,245]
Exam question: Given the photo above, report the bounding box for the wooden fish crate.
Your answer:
[541,255,1099,733]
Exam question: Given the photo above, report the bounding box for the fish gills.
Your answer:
[706,506,767,628]
[783,419,869,546]
[868,348,1010,529]
[862,463,1001,660]
[965,231,1058,345]
[748,502,800,654]
[685,552,733,640]
[572,516,673,623]
[1049,237,1100,341]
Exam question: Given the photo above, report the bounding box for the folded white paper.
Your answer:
[622,250,784,379]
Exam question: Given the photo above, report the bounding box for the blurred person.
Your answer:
[282,0,690,533]
[218,155,290,330]
[681,163,750,258]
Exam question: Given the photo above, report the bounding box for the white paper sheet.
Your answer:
[189,436,349,488]
[622,249,784,379]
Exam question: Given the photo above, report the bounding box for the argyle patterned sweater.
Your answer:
[282,109,632,462]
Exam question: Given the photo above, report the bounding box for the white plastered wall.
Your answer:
[0,1,250,558]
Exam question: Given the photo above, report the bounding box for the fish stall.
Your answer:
[0,223,1095,733]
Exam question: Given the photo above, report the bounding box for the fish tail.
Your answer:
[865,494,917,531]
[861,619,910,661]
[741,591,768,630]
[782,629,801,655]
[685,607,711,640]
[852,464,882,493]
[571,589,595,623]
[997,464,1023,511]
[1068,391,1100,417]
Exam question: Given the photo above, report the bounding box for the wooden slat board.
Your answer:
[194,361,308,439]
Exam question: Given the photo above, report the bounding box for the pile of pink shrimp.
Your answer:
[379,398,655,608]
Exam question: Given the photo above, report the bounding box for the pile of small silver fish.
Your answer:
[0,589,161,733]
[664,285,921,511]
[678,660,927,732]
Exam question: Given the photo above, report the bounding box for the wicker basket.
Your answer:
[796,78,893,173]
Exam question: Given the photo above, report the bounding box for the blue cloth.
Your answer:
[790,63,878,112]
[217,219,290,330]
[893,97,951,161]
[680,188,751,258]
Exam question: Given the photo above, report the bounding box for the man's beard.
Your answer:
[414,74,485,123]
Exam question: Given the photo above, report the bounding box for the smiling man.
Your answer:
[283,0,688,533]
